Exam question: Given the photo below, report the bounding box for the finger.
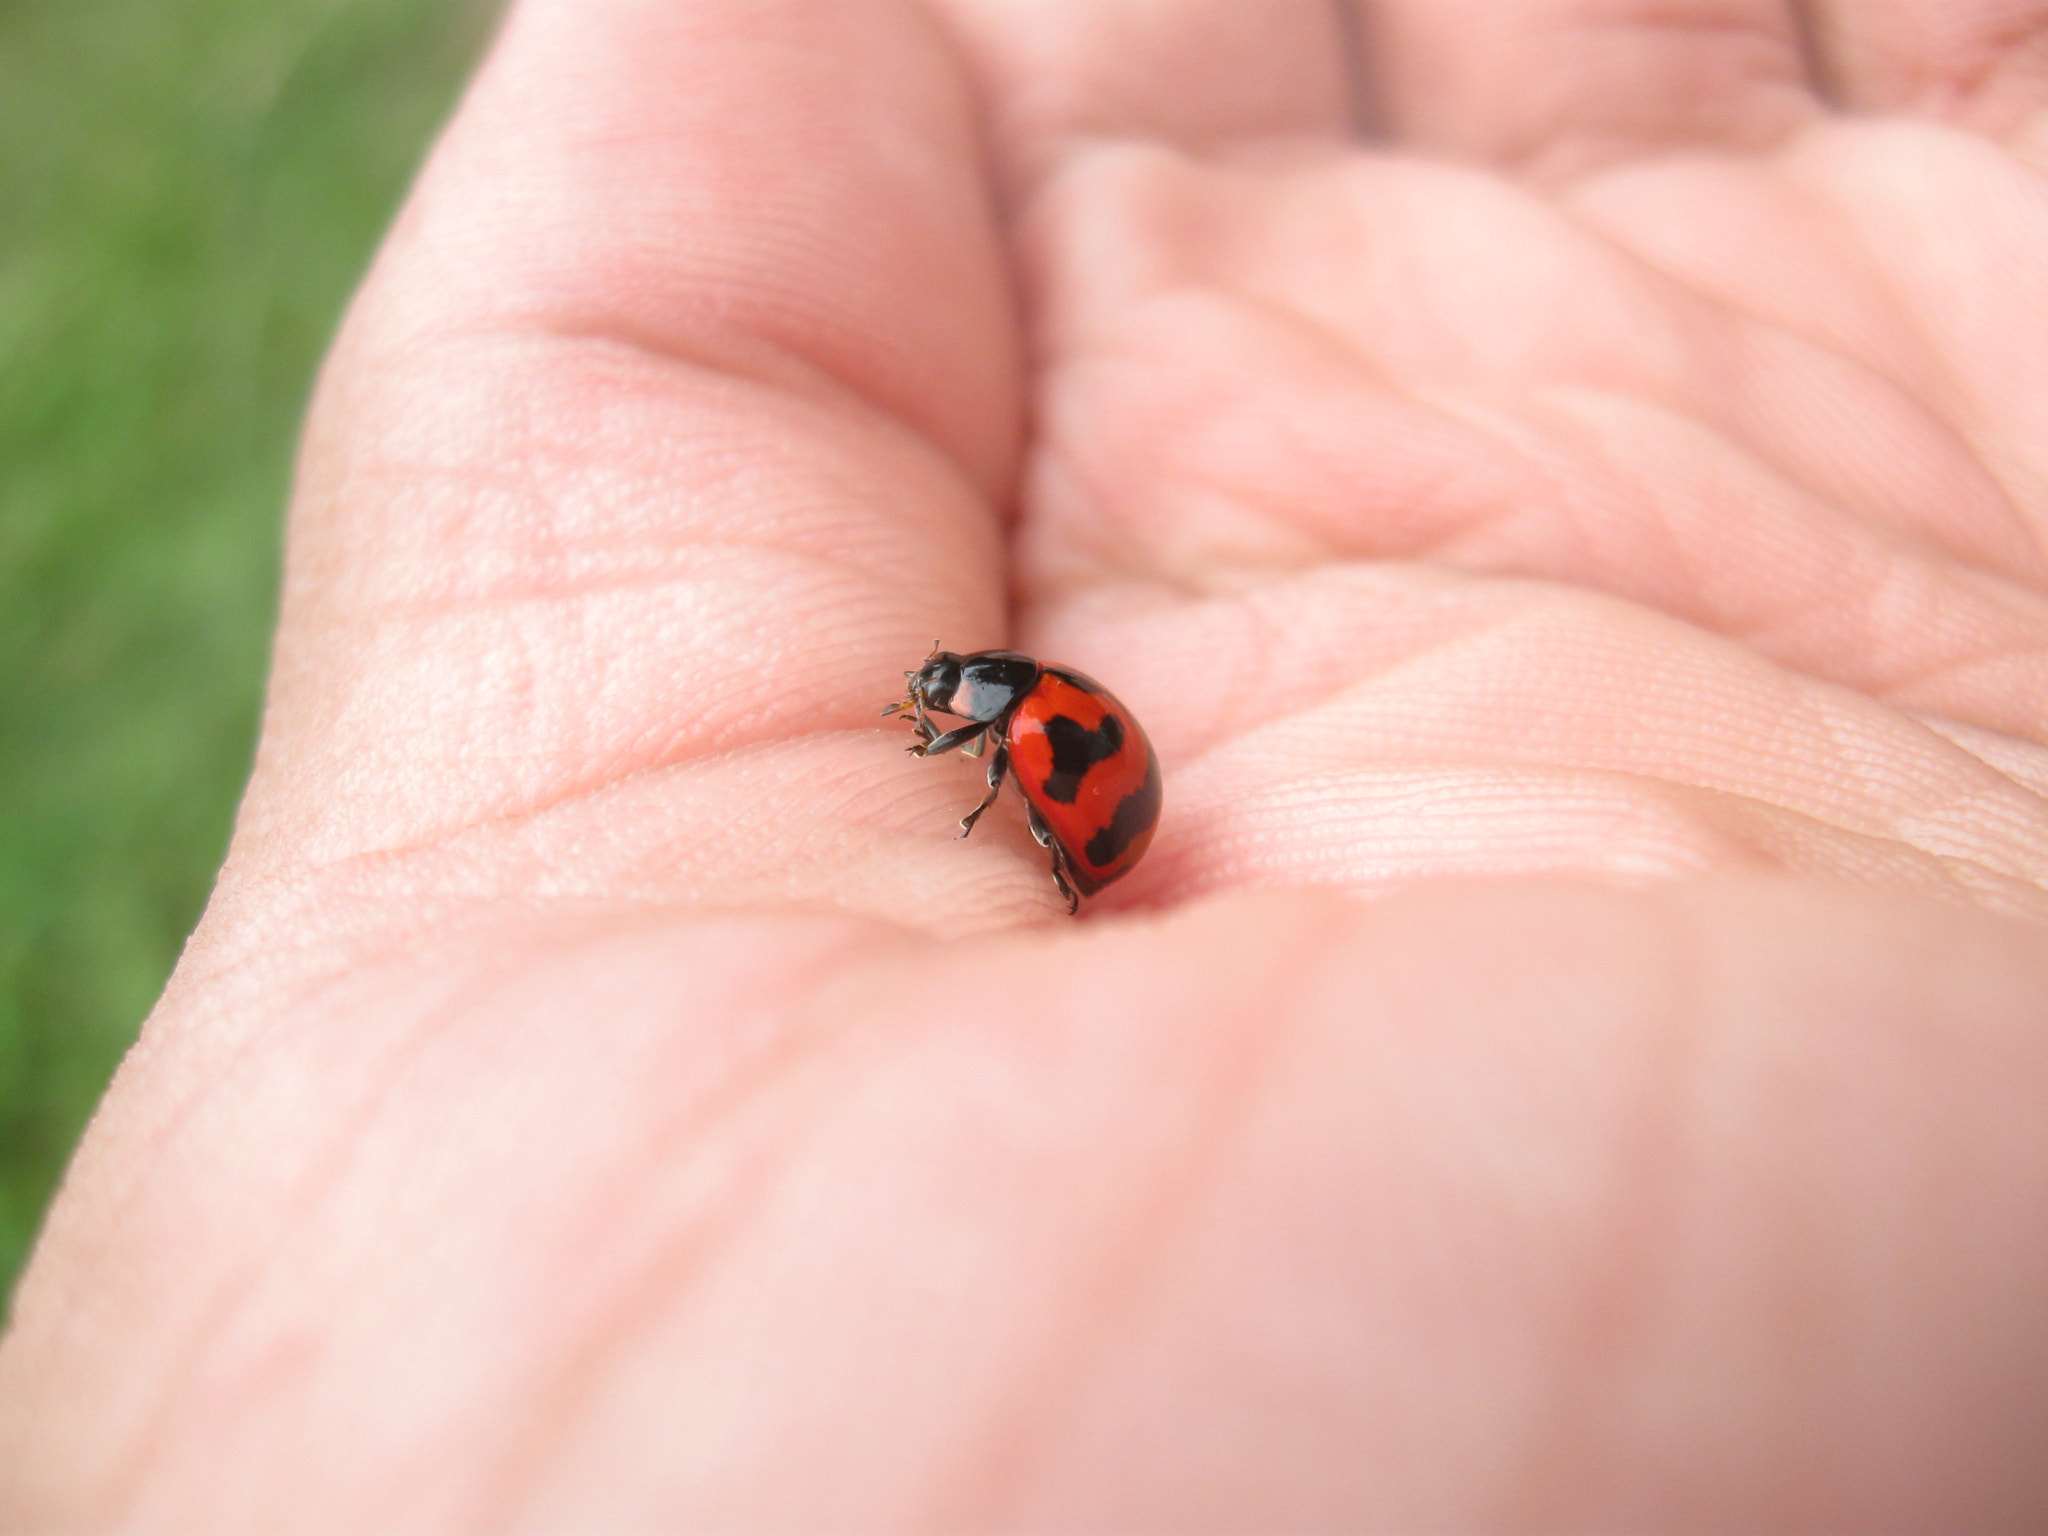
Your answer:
[1353,0,1824,178]
[930,0,1357,199]
[357,0,1019,489]
[1799,0,2048,149]
[243,0,1021,894]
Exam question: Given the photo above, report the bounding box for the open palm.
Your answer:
[6,0,2048,1526]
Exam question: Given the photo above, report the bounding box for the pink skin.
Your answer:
[5,0,2048,1526]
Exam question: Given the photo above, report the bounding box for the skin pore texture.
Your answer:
[4,0,2048,1527]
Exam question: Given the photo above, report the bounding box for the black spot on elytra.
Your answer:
[1084,749,1162,870]
[1039,711,1124,804]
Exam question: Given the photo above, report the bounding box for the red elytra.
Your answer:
[884,647,1161,912]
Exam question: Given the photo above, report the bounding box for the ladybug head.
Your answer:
[905,650,964,712]
[882,645,964,719]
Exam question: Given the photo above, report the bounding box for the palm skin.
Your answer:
[4,0,2048,1527]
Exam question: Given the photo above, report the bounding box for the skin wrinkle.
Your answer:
[473,1130,792,1527]
[243,729,891,895]
[92,936,529,1525]
[1509,394,1820,618]
[1914,712,2048,794]
[468,923,883,1529]
[1676,697,2048,863]
[1538,211,1984,582]
[1034,278,1510,567]
[1777,127,2048,559]
[1351,0,1820,179]
[1798,684,2048,828]
[479,901,1300,1526]
[202,838,801,1055]
[156,911,899,1529]
[1027,153,2048,711]
[1514,891,2020,1525]
[1091,570,1488,764]
[1686,777,2048,907]
[1497,902,1698,1525]
[1520,385,2048,725]
[928,1,1356,206]
[1653,138,1947,381]
[1181,584,1686,768]
[527,310,1018,509]
[1163,758,2048,914]
[375,316,902,477]
[919,908,1336,1529]
[1535,317,2026,578]
[74,902,665,1310]
[1954,13,2048,119]
[331,400,930,570]
[912,4,1040,335]
[29,927,461,1390]
[1188,589,1956,835]
[1888,761,2048,874]
[1159,779,1748,898]
[1207,584,1296,756]
[1784,0,1843,104]
[1806,2,2048,123]
[1846,620,2048,720]
[1067,292,2048,730]
[1329,0,1375,139]
[1294,137,2028,578]
[248,732,1072,950]
[341,542,921,638]
[304,336,1002,615]
[252,574,954,873]
[325,561,924,761]
[1516,79,1805,187]
[1557,158,1969,493]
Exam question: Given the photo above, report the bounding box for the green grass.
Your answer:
[0,0,493,1301]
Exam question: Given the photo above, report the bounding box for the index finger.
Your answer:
[238,0,1021,898]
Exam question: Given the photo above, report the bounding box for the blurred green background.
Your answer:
[0,0,495,1302]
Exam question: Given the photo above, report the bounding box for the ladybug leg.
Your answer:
[956,738,1010,839]
[1025,804,1081,915]
[912,719,991,759]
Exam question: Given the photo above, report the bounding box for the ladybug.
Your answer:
[885,646,1161,912]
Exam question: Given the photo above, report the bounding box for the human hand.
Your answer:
[5,0,2047,1526]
